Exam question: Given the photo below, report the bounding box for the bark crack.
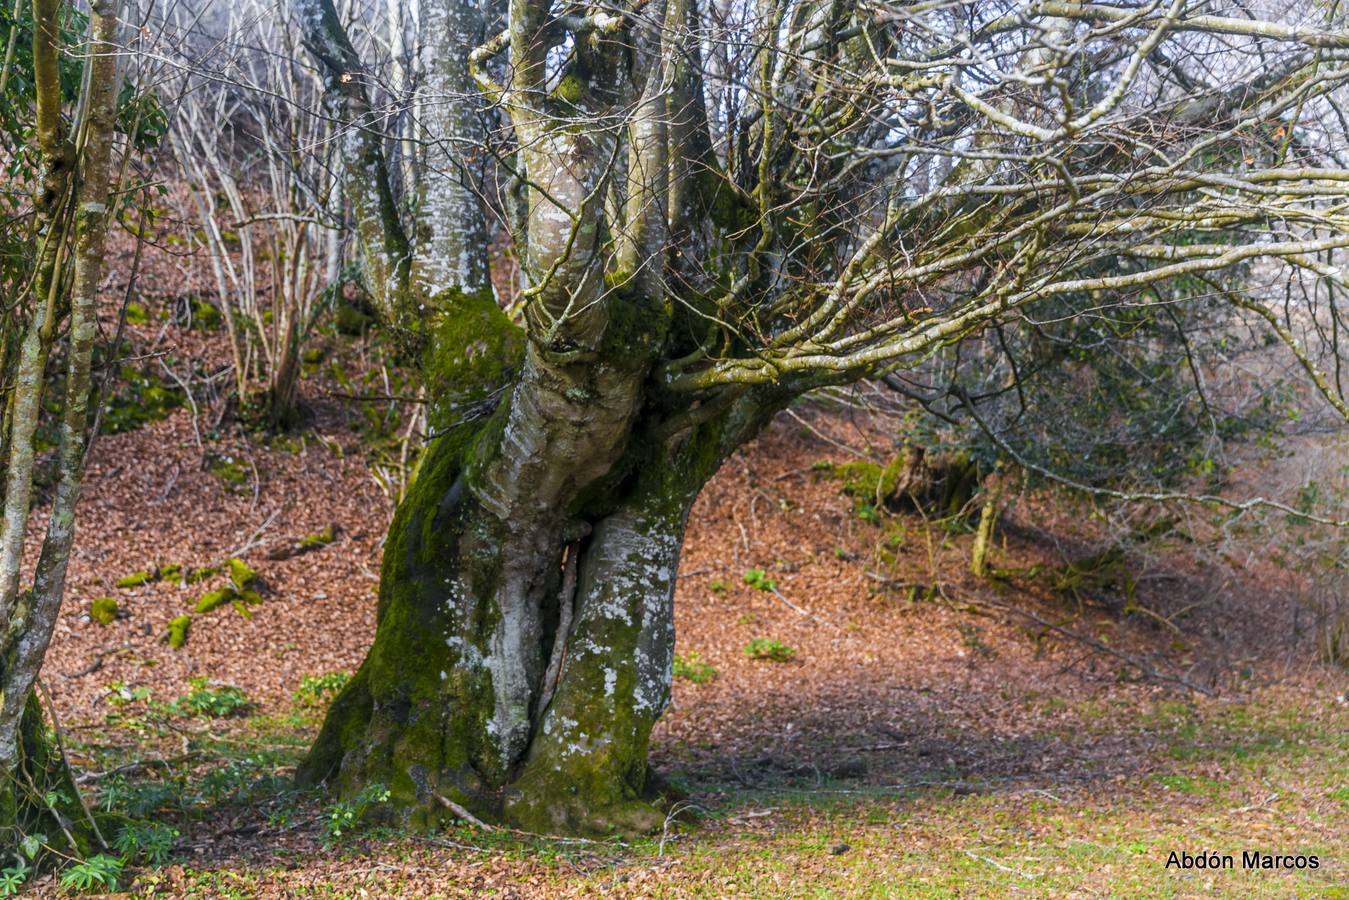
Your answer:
[533,539,581,729]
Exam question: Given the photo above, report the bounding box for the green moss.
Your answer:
[227,558,259,589]
[190,297,222,330]
[553,71,585,104]
[705,165,754,232]
[124,301,150,325]
[206,454,249,491]
[300,421,502,824]
[166,615,191,648]
[194,582,262,617]
[823,459,904,500]
[231,593,263,620]
[334,301,372,336]
[194,588,234,615]
[158,563,183,585]
[299,525,335,549]
[116,570,155,588]
[98,366,185,434]
[89,597,119,625]
[420,288,524,432]
[185,565,220,584]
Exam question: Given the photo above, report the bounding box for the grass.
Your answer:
[55,668,1348,896]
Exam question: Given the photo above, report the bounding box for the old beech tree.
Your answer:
[293,0,1349,833]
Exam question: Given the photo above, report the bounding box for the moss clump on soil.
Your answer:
[89,597,119,625]
[194,585,262,618]
[816,457,906,501]
[206,454,250,491]
[190,297,222,330]
[125,301,151,325]
[166,615,191,648]
[817,448,981,520]
[116,564,188,588]
[99,365,186,434]
[193,588,234,615]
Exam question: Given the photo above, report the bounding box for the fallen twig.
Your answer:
[1231,793,1279,814]
[76,751,203,784]
[63,644,133,680]
[432,792,495,830]
[964,849,1040,879]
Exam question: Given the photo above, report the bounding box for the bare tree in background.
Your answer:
[169,0,346,428]
[281,0,1349,835]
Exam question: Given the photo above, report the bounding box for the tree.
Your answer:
[293,0,1349,834]
[0,0,133,854]
[168,0,347,430]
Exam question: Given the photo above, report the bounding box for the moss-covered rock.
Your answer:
[299,524,336,549]
[116,569,156,588]
[89,597,119,625]
[165,615,191,648]
[227,558,259,589]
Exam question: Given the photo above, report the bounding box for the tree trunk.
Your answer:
[300,357,779,834]
[1,0,122,857]
[0,693,96,856]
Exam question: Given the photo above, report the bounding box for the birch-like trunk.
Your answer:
[0,0,123,852]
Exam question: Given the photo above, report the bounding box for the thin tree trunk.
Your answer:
[0,0,123,850]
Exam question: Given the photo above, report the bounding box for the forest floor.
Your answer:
[18,263,1349,897]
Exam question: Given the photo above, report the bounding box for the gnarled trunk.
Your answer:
[300,356,777,834]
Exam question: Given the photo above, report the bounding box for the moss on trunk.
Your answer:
[505,497,689,836]
[0,692,96,860]
[297,292,783,835]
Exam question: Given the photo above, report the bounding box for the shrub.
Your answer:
[742,568,777,591]
[322,783,390,844]
[673,652,718,684]
[176,677,251,718]
[294,672,351,707]
[744,638,796,662]
[59,855,123,893]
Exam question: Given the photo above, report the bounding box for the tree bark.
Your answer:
[0,0,122,856]
[300,364,781,834]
